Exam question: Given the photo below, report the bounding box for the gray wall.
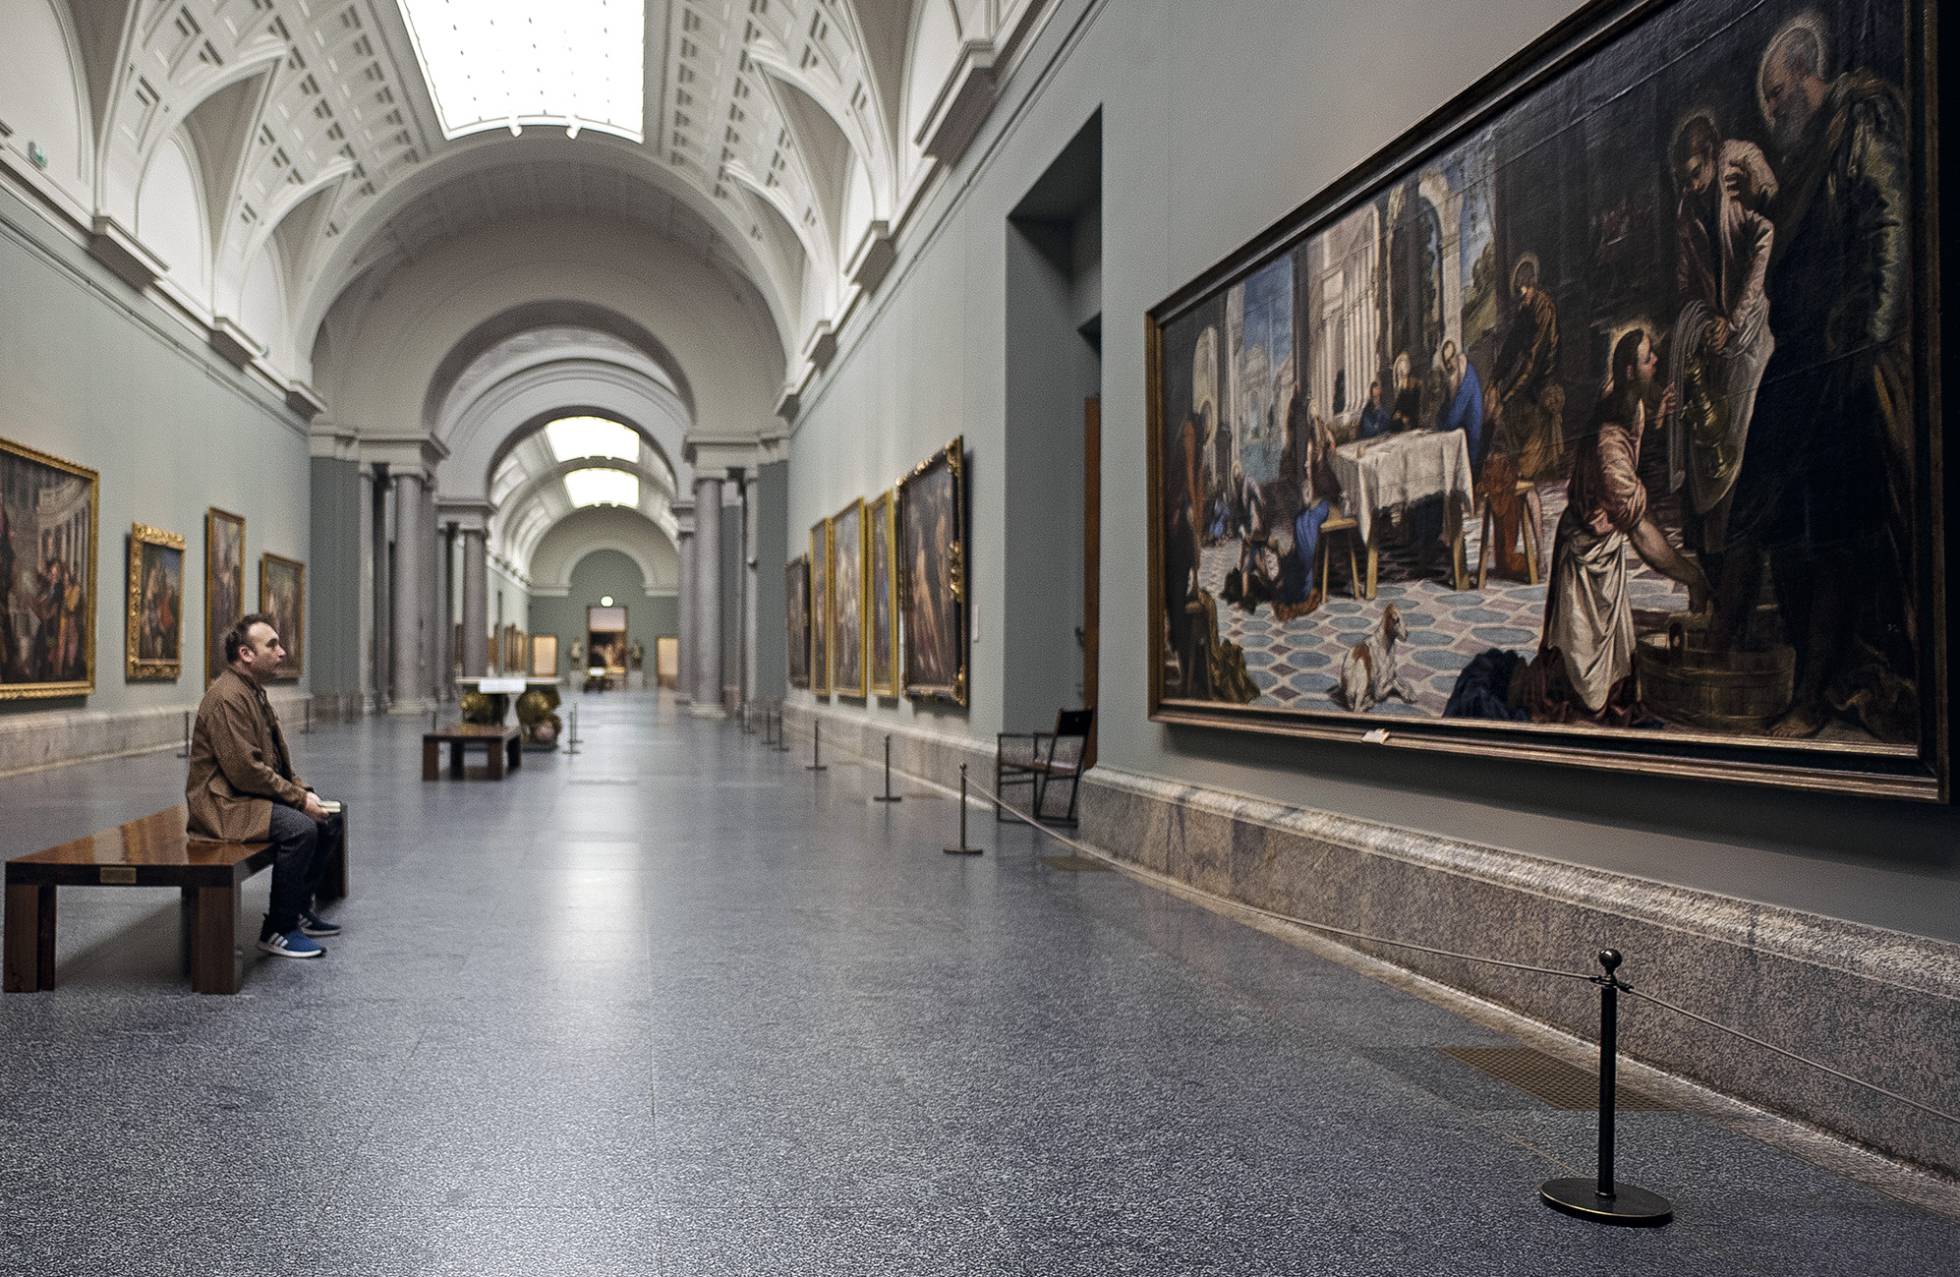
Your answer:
[309,459,361,697]
[528,549,673,673]
[783,0,1960,940]
[0,183,311,728]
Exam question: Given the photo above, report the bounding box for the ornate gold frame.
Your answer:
[830,496,868,699]
[204,508,245,687]
[0,437,99,700]
[867,489,901,698]
[809,519,832,695]
[125,522,185,681]
[1143,0,1948,800]
[897,436,968,706]
[786,554,811,688]
[257,551,305,681]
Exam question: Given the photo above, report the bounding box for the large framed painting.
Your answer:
[830,497,867,698]
[898,437,968,705]
[809,519,832,695]
[204,508,245,685]
[867,489,900,697]
[787,554,811,688]
[1147,0,1947,799]
[126,523,184,681]
[0,438,98,699]
[258,552,304,681]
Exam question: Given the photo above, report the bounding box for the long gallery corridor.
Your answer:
[1,693,1954,1275]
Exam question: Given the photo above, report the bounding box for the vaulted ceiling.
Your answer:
[3,0,1055,408]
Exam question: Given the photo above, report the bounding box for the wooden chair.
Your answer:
[1316,514,1364,601]
[1476,480,1543,588]
[996,709,1096,827]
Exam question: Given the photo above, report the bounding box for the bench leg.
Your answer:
[189,885,239,995]
[318,809,349,903]
[489,739,506,780]
[508,737,521,772]
[1364,542,1380,600]
[4,882,56,993]
[422,738,439,782]
[451,742,466,779]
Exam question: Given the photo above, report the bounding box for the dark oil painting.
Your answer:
[1,438,97,698]
[899,438,968,705]
[787,554,811,688]
[1149,0,1943,796]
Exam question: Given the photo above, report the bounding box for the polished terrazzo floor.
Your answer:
[2,692,1955,1275]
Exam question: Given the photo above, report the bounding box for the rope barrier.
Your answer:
[764,707,1960,1134]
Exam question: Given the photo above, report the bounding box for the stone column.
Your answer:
[689,475,725,717]
[423,484,441,703]
[675,526,694,703]
[389,469,428,711]
[461,527,488,677]
[440,522,457,697]
[740,471,756,713]
[369,464,390,711]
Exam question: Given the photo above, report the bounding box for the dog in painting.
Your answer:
[1336,603,1417,711]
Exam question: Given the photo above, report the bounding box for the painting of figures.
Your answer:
[867,490,900,697]
[810,521,831,695]
[205,509,245,686]
[259,553,304,681]
[831,498,867,698]
[0,439,97,699]
[787,554,811,688]
[1149,0,1945,795]
[898,438,968,705]
[127,524,184,681]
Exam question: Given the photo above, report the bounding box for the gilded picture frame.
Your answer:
[867,489,901,698]
[204,508,245,686]
[0,437,99,700]
[830,497,867,699]
[126,523,185,681]
[787,554,811,688]
[1145,0,1947,800]
[257,552,305,682]
[897,437,968,705]
[810,519,832,695]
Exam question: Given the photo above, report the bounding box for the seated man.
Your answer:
[187,613,343,959]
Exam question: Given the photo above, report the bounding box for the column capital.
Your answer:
[436,498,495,534]
[308,419,359,460]
[683,436,764,475]
[361,432,449,476]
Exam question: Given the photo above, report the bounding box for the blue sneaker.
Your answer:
[257,929,326,959]
[299,909,341,938]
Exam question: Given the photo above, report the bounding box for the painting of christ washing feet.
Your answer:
[1149,0,1944,796]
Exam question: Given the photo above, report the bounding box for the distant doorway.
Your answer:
[586,604,627,674]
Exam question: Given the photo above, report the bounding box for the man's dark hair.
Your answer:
[1672,114,1718,171]
[224,612,275,663]
[1611,328,1649,390]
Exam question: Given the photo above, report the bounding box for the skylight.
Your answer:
[544,416,640,462]
[563,467,640,509]
[396,0,646,142]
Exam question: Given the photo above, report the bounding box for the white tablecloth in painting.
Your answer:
[1331,430,1477,545]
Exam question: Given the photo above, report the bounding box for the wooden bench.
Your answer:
[423,722,522,781]
[5,804,350,995]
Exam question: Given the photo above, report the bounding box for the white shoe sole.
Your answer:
[257,940,325,959]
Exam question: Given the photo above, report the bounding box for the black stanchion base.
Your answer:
[942,845,984,855]
[873,794,903,804]
[1540,1178,1673,1226]
[806,764,829,772]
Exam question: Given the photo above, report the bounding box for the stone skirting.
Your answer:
[1077,766,1960,1180]
[779,700,1959,1178]
[0,688,332,777]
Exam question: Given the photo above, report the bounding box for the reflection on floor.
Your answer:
[1200,478,1692,718]
[1,692,1953,1275]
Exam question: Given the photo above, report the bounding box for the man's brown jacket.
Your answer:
[185,668,306,841]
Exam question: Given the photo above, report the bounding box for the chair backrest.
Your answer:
[1053,709,1095,740]
[1045,709,1096,772]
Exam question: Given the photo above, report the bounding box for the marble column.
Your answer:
[389,469,429,711]
[675,527,694,703]
[739,471,756,713]
[440,522,457,697]
[461,527,488,677]
[370,464,390,711]
[690,475,725,716]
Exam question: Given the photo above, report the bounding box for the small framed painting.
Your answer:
[126,523,185,681]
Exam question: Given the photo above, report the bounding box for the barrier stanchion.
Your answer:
[943,763,981,855]
[302,699,313,735]
[565,705,582,757]
[771,705,791,753]
[430,707,439,732]
[1541,950,1673,1227]
[873,733,902,804]
[176,710,191,759]
[806,719,828,772]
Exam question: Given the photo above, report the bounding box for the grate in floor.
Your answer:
[1440,1045,1671,1111]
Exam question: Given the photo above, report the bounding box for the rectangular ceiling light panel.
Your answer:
[564,468,640,509]
[396,0,646,142]
[545,416,640,463]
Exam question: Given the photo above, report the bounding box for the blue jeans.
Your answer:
[264,803,335,934]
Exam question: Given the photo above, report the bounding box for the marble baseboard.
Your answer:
[780,701,992,799]
[1079,766,1960,1180]
[0,688,318,777]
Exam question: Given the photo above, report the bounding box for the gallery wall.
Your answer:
[0,183,311,765]
[784,0,1960,940]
